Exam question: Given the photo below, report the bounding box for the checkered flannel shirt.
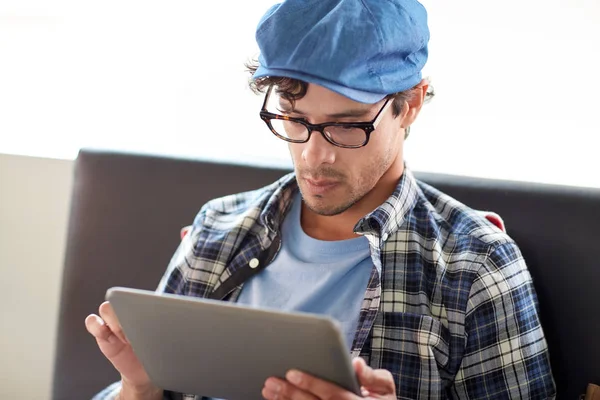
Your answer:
[95,169,556,399]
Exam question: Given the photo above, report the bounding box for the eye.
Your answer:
[329,125,357,132]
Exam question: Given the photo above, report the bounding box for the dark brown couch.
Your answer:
[52,149,600,399]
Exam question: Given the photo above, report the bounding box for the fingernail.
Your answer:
[265,379,281,393]
[287,370,302,385]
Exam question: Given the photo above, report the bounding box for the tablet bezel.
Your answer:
[106,287,361,400]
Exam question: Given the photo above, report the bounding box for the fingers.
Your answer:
[353,357,396,395]
[85,302,130,360]
[85,314,119,344]
[352,357,367,374]
[98,301,128,344]
[260,362,394,399]
[262,377,319,400]
[85,302,154,389]
[264,370,358,400]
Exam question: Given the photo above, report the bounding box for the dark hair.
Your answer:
[246,59,434,138]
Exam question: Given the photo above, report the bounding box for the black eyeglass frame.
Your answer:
[259,85,393,149]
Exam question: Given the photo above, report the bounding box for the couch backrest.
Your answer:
[53,149,600,399]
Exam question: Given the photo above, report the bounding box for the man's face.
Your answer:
[283,84,405,216]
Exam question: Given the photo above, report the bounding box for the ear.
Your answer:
[400,79,429,130]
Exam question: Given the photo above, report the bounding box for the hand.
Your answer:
[85,301,161,397]
[262,357,396,399]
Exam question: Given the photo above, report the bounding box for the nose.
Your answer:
[301,129,336,169]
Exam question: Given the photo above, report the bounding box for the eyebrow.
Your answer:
[285,107,372,119]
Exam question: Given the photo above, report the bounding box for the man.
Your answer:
[87,0,556,399]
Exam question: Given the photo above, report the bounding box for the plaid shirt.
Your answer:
[95,169,556,400]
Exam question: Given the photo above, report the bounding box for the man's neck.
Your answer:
[300,162,404,241]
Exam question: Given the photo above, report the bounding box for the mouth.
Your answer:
[303,177,340,195]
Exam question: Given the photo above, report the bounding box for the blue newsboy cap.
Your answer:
[253,0,430,104]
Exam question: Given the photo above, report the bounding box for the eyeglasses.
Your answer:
[259,85,393,149]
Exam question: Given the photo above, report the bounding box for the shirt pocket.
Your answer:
[374,313,451,399]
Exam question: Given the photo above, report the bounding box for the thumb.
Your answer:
[353,358,396,395]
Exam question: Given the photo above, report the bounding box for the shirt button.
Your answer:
[381,233,389,242]
[249,258,260,269]
[265,216,273,228]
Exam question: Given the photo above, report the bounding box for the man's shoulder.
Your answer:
[393,178,522,279]
[412,178,514,250]
[197,173,295,222]
[389,179,534,312]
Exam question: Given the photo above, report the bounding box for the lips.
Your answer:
[303,177,339,195]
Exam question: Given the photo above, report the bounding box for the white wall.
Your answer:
[1,0,599,187]
[0,154,73,399]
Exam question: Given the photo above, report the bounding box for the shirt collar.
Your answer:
[259,172,298,234]
[259,167,420,239]
[354,167,420,238]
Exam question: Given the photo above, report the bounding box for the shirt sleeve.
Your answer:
[450,241,556,399]
[156,206,208,295]
[90,381,173,400]
[91,381,121,400]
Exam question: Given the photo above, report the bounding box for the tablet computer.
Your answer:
[106,287,361,400]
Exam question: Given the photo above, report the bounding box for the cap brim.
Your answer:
[253,66,387,104]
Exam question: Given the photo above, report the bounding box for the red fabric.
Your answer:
[484,214,505,232]
[180,226,191,240]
